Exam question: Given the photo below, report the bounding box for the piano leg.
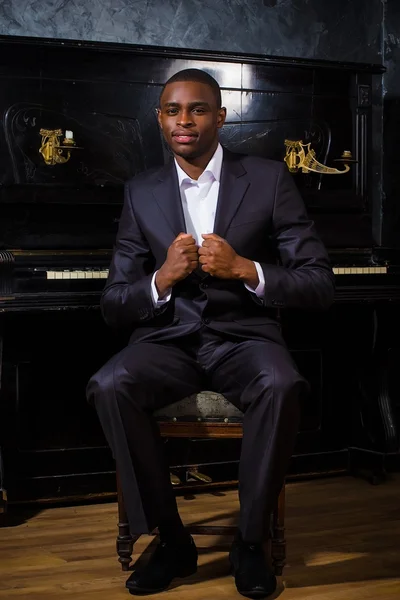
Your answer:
[350,305,400,483]
[0,451,6,526]
[0,330,7,525]
[349,447,387,485]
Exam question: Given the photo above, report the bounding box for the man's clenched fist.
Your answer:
[198,233,259,288]
[198,233,241,279]
[155,233,198,297]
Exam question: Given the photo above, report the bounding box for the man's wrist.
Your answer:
[155,267,175,298]
[233,256,259,289]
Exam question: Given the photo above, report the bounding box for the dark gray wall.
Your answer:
[383,0,400,246]
[0,0,383,62]
[384,0,400,98]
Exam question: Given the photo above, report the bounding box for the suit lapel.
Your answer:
[213,149,249,239]
[152,161,186,240]
[150,150,249,279]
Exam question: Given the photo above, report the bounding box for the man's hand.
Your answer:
[155,233,198,297]
[199,233,259,288]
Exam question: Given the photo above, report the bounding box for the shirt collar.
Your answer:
[174,143,223,187]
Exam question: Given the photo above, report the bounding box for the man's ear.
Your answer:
[217,107,227,129]
[156,108,163,129]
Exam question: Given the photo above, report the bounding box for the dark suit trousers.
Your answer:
[86,327,306,542]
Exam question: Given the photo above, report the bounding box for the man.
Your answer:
[87,68,335,598]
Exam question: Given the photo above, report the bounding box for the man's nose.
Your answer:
[177,110,194,127]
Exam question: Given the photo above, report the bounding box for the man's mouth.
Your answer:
[172,132,198,144]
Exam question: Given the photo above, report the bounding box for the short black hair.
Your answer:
[159,68,222,109]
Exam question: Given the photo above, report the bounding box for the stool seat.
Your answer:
[155,391,243,421]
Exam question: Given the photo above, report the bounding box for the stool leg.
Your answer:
[116,471,138,571]
[271,485,286,576]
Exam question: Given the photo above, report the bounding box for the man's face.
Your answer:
[157,80,226,161]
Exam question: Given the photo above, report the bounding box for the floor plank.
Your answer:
[0,474,399,599]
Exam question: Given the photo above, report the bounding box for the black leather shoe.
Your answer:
[229,538,277,599]
[126,536,197,595]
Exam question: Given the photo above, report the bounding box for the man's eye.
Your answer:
[166,109,178,115]
[193,108,205,114]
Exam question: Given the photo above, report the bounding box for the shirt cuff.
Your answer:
[244,262,265,298]
[151,271,172,306]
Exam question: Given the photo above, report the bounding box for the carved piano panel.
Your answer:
[4,103,146,185]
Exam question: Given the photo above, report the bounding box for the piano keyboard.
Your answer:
[332,266,387,275]
[46,270,109,280]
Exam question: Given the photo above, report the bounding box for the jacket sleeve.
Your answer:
[259,164,335,310]
[100,182,166,330]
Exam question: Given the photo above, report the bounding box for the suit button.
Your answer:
[272,300,283,307]
[203,318,210,324]
[201,283,208,289]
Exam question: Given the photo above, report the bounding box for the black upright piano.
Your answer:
[1,36,399,517]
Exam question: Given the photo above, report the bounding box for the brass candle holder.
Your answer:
[284,140,356,175]
[39,129,82,166]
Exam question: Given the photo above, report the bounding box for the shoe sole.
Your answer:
[229,558,277,599]
[126,565,198,595]
[235,591,276,600]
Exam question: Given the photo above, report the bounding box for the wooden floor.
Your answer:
[1,474,400,599]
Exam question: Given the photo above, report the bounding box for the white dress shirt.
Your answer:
[150,143,265,305]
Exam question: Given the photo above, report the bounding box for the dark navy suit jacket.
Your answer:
[101,148,335,346]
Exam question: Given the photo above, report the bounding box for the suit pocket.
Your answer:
[233,317,275,326]
[229,210,268,229]
[139,316,180,328]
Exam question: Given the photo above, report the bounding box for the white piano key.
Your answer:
[333,266,388,275]
[45,268,110,279]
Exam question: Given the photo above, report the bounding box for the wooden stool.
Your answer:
[116,391,286,576]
